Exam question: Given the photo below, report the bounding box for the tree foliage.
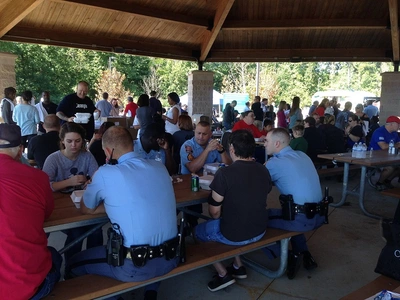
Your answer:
[95,68,131,106]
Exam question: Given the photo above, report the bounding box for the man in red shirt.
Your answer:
[123,96,138,118]
[232,110,265,138]
[0,124,62,299]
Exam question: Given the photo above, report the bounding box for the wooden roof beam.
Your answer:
[55,0,209,28]
[223,19,387,31]
[3,26,195,61]
[388,0,400,62]
[206,48,391,62]
[0,0,44,38]
[199,0,235,61]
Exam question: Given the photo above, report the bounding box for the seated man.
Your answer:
[195,130,272,291]
[67,126,179,299]
[133,122,176,175]
[303,116,325,161]
[0,124,62,299]
[264,128,325,279]
[370,116,400,191]
[180,121,231,175]
[28,114,60,169]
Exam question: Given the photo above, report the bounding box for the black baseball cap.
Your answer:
[0,124,21,148]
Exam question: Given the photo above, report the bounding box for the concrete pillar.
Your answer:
[0,52,17,94]
[380,72,400,122]
[187,70,213,123]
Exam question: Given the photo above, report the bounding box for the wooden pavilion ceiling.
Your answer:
[0,0,399,64]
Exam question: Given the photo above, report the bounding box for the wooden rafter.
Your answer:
[0,0,44,38]
[388,0,400,62]
[4,26,194,60]
[200,0,235,61]
[223,19,387,31]
[55,0,209,28]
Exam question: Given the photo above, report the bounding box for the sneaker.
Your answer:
[287,251,303,280]
[207,274,236,292]
[375,182,389,191]
[303,251,318,270]
[226,264,247,279]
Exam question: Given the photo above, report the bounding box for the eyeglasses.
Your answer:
[348,120,354,122]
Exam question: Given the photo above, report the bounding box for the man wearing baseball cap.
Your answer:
[0,124,62,299]
[369,116,400,191]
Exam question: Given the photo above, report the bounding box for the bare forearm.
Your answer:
[186,150,210,173]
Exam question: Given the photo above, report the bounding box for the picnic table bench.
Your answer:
[44,228,297,300]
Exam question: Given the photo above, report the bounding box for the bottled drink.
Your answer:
[389,139,395,154]
[352,143,358,158]
[155,151,162,162]
[361,143,367,158]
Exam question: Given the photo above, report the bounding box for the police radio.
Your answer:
[107,223,124,267]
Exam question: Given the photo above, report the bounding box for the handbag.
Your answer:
[374,201,400,280]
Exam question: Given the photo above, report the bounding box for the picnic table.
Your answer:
[318,150,400,219]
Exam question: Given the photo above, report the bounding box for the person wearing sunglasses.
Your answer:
[345,113,364,150]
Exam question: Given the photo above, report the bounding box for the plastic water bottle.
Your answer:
[389,139,395,154]
[361,143,367,158]
[155,151,162,162]
[369,147,373,157]
[352,143,358,157]
[356,143,363,158]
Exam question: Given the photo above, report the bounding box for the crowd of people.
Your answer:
[0,83,396,299]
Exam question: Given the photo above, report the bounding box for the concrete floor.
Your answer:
[48,171,398,299]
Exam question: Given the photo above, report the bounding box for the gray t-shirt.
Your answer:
[43,150,98,191]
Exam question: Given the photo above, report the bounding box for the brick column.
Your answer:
[187,70,214,123]
[380,72,400,122]
[0,52,17,93]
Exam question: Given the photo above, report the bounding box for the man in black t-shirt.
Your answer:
[195,130,272,292]
[36,91,58,134]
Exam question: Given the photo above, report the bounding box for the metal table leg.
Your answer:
[331,162,350,207]
[358,166,381,219]
[241,237,290,278]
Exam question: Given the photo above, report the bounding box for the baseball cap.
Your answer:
[0,124,21,148]
[386,116,400,124]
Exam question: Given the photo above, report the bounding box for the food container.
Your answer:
[199,175,214,190]
[70,190,84,208]
[203,163,221,174]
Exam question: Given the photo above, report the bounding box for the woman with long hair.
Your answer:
[110,98,121,116]
[42,122,102,265]
[345,113,364,149]
[314,98,329,117]
[276,100,287,128]
[288,96,303,130]
[163,92,181,134]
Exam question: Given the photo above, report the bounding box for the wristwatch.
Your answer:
[218,147,225,154]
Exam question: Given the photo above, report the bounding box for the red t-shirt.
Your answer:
[124,101,138,118]
[232,120,264,138]
[0,154,54,299]
[314,106,325,117]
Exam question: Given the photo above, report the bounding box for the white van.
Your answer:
[311,90,376,111]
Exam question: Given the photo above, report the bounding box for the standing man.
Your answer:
[123,96,138,118]
[261,98,269,117]
[0,124,62,299]
[56,81,96,140]
[222,101,236,130]
[251,96,263,129]
[363,99,379,120]
[264,128,325,279]
[36,91,58,134]
[66,126,179,300]
[335,101,352,131]
[28,114,60,169]
[95,92,112,117]
[180,121,231,175]
[149,90,162,115]
[308,100,319,116]
[0,87,17,124]
[195,130,272,292]
[370,116,400,191]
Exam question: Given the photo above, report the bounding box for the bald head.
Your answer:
[43,114,60,132]
[102,126,133,159]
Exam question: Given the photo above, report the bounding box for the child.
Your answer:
[262,118,274,135]
[290,124,308,153]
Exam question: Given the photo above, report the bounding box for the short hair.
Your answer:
[78,81,89,87]
[0,140,20,157]
[102,92,109,99]
[231,100,237,105]
[262,98,268,102]
[269,128,290,144]
[304,116,316,127]
[102,126,133,150]
[178,115,193,131]
[263,118,274,128]
[324,114,335,125]
[150,91,157,96]
[137,94,149,107]
[242,110,253,117]
[344,101,352,110]
[348,113,359,122]
[197,121,211,129]
[355,103,364,111]
[98,121,115,135]
[127,96,133,102]
[254,96,261,101]
[292,124,305,135]
[21,90,33,102]
[142,122,165,140]
[44,114,60,129]
[167,92,180,104]
[59,123,86,150]
[4,87,16,98]
[245,101,250,106]
[228,130,255,159]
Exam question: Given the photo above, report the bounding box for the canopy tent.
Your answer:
[179,90,223,106]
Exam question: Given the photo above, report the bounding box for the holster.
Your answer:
[279,194,295,220]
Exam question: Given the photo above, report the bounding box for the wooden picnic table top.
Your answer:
[44,174,209,231]
[318,150,400,167]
